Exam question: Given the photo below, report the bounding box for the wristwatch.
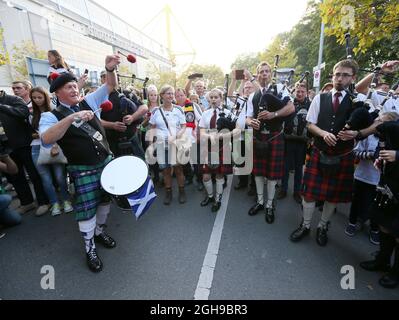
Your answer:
[105,66,115,72]
[274,112,279,118]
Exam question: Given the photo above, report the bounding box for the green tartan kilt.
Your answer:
[67,156,112,221]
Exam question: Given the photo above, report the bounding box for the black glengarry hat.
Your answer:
[49,72,78,93]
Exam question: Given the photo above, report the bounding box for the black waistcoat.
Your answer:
[52,100,110,165]
[314,92,354,154]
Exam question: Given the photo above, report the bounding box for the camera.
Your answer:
[235,70,245,80]
[0,120,11,157]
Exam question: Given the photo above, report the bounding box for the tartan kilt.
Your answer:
[252,132,285,180]
[67,156,112,221]
[200,146,233,175]
[302,147,354,203]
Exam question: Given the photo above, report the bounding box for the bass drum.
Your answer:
[100,156,148,211]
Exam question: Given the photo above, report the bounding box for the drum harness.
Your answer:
[56,105,113,178]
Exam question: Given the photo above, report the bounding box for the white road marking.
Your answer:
[194,175,233,300]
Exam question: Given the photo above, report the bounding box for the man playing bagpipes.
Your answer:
[290,59,368,247]
[245,60,295,224]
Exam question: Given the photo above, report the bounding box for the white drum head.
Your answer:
[101,156,148,196]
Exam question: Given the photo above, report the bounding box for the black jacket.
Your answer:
[0,92,32,150]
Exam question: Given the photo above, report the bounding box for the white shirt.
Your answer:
[246,83,291,118]
[199,106,232,129]
[306,89,366,124]
[47,66,70,77]
[354,135,380,185]
[381,97,399,115]
[149,105,186,140]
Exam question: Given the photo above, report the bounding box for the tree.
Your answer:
[178,64,225,90]
[320,0,399,55]
[259,32,298,69]
[10,40,47,80]
[145,63,178,89]
[0,28,8,67]
[230,52,261,74]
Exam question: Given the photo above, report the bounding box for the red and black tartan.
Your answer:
[301,146,354,203]
[200,144,233,175]
[252,132,285,180]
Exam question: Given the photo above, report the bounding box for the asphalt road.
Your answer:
[1,174,398,300]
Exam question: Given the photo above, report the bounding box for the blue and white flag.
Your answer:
[127,176,157,220]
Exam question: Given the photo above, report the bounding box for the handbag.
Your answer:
[37,144,68,165]
[254,131,283,158]
[318,152,341,176]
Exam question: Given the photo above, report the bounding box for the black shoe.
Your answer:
[293,193,302,205]
[265,207,275,224]
[360,260,391,273]
[290,224,310,242]
[201,196,214,207]
[379,244,399,288]
[316,224,329,246]
[94,232,116,248]
[86,247,103,272]
[276,190,287,200]
[212,201,221,212]
[379,273,399,289]
[248,203,264,216]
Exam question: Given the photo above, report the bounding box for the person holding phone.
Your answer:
[185,74,209,110]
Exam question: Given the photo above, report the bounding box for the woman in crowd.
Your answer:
[149,85,187,205]
[47,50,71,81]
[30,87,73,216]
[141,85,161,184]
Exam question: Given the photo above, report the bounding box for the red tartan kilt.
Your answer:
[200,147,233,175]
[301,147,354,202]
[252,132,285,180]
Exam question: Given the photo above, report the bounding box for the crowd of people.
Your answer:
[0,49,398,290]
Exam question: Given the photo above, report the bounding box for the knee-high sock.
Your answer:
[255,176,265,205]
[95,203,111,236]
[203,179,213,198]
[302,201,315,228]
[319,201,336,228]
[78,216,96,253]
[216,178,224,201]
[266,180,278,208]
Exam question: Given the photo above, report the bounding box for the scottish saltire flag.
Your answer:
[127,176,157,220]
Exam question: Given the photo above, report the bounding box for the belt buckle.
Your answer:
[93,131,103,141]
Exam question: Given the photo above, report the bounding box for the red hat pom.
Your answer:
[50,72,60,81]
[100,100,113,112]
[127,54,136,63]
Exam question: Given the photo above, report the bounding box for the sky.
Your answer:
[94,0,310,73]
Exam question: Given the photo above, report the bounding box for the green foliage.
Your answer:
[11,40,47,80]
[0,28,9,67]
[230,53,261,74]
[320,0,399,55]
[259,32,298,69]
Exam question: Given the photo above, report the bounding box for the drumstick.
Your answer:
[74,101,113,122]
